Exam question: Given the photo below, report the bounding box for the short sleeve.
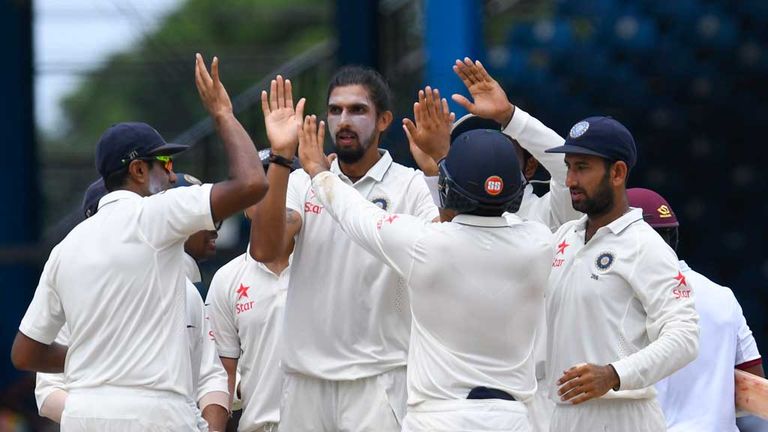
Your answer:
[206,268,241,359]
[139,184,215,249]
[19,247,66,344]
[733,294,761,367]
[286,170,308,221]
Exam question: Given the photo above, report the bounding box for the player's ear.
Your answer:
[377,110,393,132]
[127,160,149,184]
[611,161,628,186]
[523,157,538,181]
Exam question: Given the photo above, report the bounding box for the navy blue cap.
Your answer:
[450,113,502,142]
[444,129,523,205]
[82,178,108,218]
[545,116,637,169]
[95,122,189,178]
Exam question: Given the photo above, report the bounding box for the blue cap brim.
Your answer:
[148,143,189,156]
[545,144,611,159]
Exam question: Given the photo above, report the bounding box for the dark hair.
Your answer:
[327,65,393,115]
[103,159,156,191]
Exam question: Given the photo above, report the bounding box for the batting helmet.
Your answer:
[439,129,525,215]
[627,187,679,251]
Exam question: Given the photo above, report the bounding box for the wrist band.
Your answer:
[268,152,294,169]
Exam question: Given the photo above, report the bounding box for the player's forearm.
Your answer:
[611,320,699,391]
[248,164,291,262]
[201,402,229,431]
[502,107,567,180]
[11,332,67,373]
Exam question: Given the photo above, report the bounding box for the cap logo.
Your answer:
[657,205,672,218]
[569,121,590,139]
[183,174,202,186]
[484,176,504,196]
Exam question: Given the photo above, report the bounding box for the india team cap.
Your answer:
[545,116,637,169]
[627,187,679,228]
[82,178,108,218]
[95,122,189,179]
[444,129,523,205]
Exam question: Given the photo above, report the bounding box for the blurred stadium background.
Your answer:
[1,0,767,430]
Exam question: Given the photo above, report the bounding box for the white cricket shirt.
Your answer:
[655,260,761,432]
[502,107,581,230]
[20,186,215,397]
[282,150,438,380]
[206,252,289,431]
[310,171,554,406]
[546,209,699,402]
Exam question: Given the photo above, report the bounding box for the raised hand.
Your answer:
[452,57,515,126]
[297,115,329,178]
[402,86,455,174]
[195,54,233,119]
[261,75,306,158]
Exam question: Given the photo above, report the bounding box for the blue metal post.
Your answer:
[424,0,484,118]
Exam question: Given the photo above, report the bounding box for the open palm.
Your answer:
[261,75,305,156]
[452,58,514,125]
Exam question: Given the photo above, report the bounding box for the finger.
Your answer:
[308,115,317,146]
[211,57,220,87]
[431,88,442,118]
[261,90,270,115]
[418,89,426,105]
[402,119,417,144]
[276,75,285,108]
[423,86,434,119]
[196,54,212,87]
[194,54,204,92]
[269,79,278,111]
[413,102,423,126]
[462,57,479,83]
[568,390,597,405]
[285,79,294,110]
[441,98,450,120]
[317,120,325,148]
[295,98,306,121]
[451,94,474,112]
[557,376,581,397]
[453,60,473,87]
[475,60,493,82]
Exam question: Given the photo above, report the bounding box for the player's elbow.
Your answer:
[249,244,277,263]
[11,335,34,371]
[241,176,269,207]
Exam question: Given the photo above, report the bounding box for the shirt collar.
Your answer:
[330,149,393,183]
[573,208,643,235]
[453,214,512,228]
[97,189,142,210]
[245,248,292,278]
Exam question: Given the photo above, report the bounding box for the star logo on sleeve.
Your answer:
[556,240,570,255]
[236,283,250,300]
[674,271,687,287]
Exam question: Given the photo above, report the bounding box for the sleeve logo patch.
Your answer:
[485,176,504,196]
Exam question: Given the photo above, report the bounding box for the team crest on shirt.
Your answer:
[370,196,390,211]
[594,251,615,272]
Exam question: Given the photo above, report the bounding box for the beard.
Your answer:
[571,171,614,216]
[333,129,377,164]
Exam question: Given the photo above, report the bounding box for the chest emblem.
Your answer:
[595,252,615,272]
[371,197,390,211]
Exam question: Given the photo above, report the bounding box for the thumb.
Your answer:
[402,120,417,146]
[451,94,474,113]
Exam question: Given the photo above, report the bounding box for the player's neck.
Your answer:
[585,195,629,242]
[339,145,382,183]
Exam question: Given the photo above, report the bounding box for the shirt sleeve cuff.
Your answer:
[609,359,635,391]
[199,391,230,413]
[502,107,531,140]
[424,176,440,207]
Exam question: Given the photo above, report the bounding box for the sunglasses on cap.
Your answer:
[120,155,174,172]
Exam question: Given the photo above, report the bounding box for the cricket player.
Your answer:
[11,55,268,430]
[404,59,581,431]
[247,68,438,430]
[543,116,699,431]
[628,187,764,431]
[205,154,295,432]
[35,174,230,430]
[295,110,553,431]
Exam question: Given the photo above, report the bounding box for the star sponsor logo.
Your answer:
[673,271,691,299]
[552,240,570,268]
[376,214,400,230]
[236,284,249,300]
[556,240,570,255]
[235,283,254,314]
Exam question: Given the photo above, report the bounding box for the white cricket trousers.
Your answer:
[61,386,204,431]
[278,367,406,432]
[550,397,666,432]
[526,383,554,432]
[402,399,531,432]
